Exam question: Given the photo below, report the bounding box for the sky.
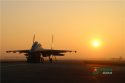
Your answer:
[0,0,125,60]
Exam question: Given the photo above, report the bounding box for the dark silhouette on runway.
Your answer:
[6,35,76,63]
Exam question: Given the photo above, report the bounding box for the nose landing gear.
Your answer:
[49,56,53,63]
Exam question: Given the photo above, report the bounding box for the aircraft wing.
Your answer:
[6,50,30,53]
[40,49,76,56]
[6,49,76,56]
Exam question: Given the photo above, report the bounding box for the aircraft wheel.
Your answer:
[50,58,53,63]
[41,58,44,63]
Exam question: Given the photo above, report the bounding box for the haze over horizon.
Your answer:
[0,0,125,60]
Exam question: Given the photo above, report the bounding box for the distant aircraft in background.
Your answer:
[111,56,123,61]
[6,34,76,63]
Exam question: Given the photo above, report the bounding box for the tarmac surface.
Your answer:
[1,60,125,83]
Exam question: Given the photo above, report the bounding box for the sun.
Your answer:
[92,40,100,47]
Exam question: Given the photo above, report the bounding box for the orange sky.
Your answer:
[1,0,125,60]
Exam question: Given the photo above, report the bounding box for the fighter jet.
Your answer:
[6,35,76,63]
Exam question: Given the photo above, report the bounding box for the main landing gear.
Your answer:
[49,56,53,63]
[40,57,44,63]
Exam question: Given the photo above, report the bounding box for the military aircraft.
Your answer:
[6,35,76,63]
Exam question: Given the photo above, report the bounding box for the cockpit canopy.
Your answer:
[32,41,42,49]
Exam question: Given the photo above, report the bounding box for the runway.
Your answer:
[1,60,125,83]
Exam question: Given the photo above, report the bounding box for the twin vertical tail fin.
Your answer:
[33,34,35,44]
[51,34,53,50]
[51,34,56,60]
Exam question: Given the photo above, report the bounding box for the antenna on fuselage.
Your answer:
[33,34,35,44]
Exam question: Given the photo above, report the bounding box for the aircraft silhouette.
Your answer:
[6,35,76,63]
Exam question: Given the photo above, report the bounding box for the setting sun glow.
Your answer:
[92,40,101,48]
